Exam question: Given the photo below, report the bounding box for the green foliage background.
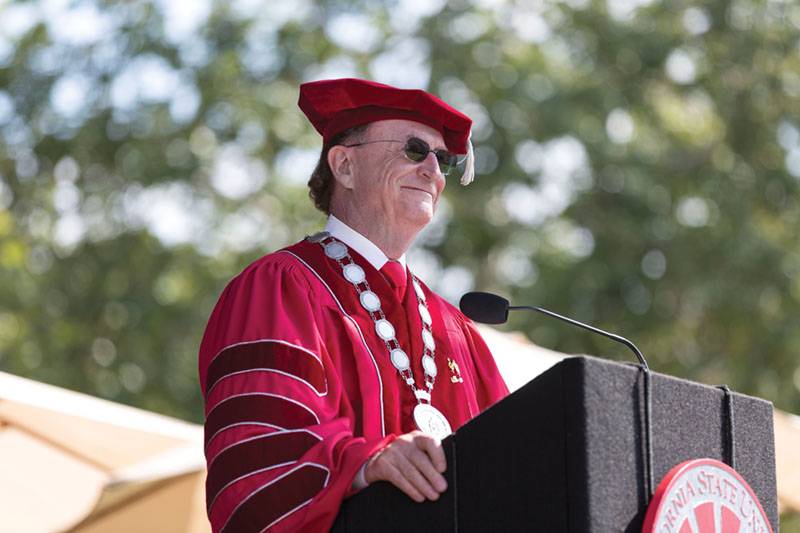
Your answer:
[0,0,798,446]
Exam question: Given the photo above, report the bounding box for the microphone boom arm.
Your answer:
[510,305,649,370]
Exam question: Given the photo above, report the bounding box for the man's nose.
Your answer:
[418,152,443,179]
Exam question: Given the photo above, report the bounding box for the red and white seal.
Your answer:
[642,458,772,533]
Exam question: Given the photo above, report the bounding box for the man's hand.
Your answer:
[364,430,448,502]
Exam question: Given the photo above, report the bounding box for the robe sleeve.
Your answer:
[198,255,395,533]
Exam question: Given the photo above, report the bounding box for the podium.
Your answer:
[332,356,777,532]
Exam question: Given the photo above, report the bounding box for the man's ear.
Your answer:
[328,146,355,189]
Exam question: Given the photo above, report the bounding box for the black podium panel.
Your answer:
[332,356,777,532]
[564,357,777,532]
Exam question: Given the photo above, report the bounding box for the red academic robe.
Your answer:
[198,238,509,532]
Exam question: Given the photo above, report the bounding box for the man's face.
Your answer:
[344,119,448,233]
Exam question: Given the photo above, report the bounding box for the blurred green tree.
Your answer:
[0,0,798,432]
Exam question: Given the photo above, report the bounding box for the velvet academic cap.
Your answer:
[298,78,476,184]
[298,78,473,156]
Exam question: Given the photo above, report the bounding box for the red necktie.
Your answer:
[381,260,407,301]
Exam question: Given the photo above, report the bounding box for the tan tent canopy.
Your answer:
[0,371,209,533]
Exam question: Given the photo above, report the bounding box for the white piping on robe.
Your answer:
[219,462,331,533]
[282,250,386,438]
[207,428,323,511]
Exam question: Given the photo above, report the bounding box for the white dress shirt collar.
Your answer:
[324,215,406,271]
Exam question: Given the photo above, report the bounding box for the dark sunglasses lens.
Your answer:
[404,138,458,175]
[435,152,458,175]
[404,139,429,162]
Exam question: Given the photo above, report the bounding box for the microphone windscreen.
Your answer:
[459,292,510,324]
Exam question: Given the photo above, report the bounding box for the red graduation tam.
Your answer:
[298,78,473,155]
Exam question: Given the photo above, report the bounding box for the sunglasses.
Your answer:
[342,137,461,176]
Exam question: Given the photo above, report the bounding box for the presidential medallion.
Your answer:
[413,403,452,440]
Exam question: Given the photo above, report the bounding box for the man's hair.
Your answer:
[308,124,370,213]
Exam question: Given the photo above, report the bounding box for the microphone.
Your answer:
[458,291,510,325]
[459,290,654,498]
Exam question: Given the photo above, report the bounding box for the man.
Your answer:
[198,78,508,532]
